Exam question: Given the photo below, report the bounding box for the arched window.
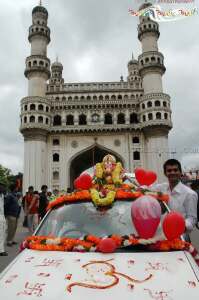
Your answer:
[155,100,161,107]
[38,116,43,123]
[99,95,103,100]
[118,95,122,100]
[132,136,139,144]
[93,95,97,100]
[24,105,28,111]
[46,118,49,125]
[147,101,152,108]
[79,114,87,125]
[163,101,167,107]
[130,113,138,124]
[164,113,168,119]
[68,96,72,101]
[53,115,61,126]
[53,139,60,146]
[87,96,91,100]
[30,104,36,110]
[53,171,59,180]
[80,96,85,100]
[133,151,140,161]
[148,113,153,120]
[66,115,74,125]
[39,60,44,66]
[143,115,146,122]
[46,107,49,112]
[156,112,161,119]
[30,115,35,123]
[111,95,116,100]
[142,103,145,109]
[105,95,109,100]
[104,113,113,125]
[117,113,125,124]
[24,116,27,123]
[38,104,44,111]
[53,153,59,162]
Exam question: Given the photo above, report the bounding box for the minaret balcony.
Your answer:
[138,21,160,41]
[25,55,51,79]
[29,25,50,43]
[141,119,173,130]
[138,51,165,76]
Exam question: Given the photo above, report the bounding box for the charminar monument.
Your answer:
[20,2,172,193]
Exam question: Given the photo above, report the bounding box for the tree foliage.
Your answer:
[0,164,22,190]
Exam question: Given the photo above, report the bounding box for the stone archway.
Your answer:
[69,145,124,188]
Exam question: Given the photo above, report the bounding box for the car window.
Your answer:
[36,202,163,239]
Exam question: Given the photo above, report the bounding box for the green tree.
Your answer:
[0,164,15,189]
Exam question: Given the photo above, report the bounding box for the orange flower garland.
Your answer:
[47,189,169,211]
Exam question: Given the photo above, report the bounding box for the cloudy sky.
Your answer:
[0,0,199,174]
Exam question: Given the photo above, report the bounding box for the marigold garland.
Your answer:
[47,189,169,211]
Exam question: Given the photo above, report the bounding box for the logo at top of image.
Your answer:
[129,3,198,22]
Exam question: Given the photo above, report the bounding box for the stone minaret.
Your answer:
[138,2,172,181]
[20,3,51,192]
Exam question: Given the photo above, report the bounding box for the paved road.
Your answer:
[0,213,29,273]
[1,214,199,274]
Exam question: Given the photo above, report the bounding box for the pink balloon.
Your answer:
[131,196,161,239]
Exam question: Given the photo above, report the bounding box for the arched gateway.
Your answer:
[69,145,124,188]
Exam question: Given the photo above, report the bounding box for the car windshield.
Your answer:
[36,201,163,239]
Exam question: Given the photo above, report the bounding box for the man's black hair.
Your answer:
[9,183,16,192]
[41,185,48,190]
[28,186,34,191]
[163,159,182,174]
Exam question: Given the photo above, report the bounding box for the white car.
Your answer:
[0,200,199,300]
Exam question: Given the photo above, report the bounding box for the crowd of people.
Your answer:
[0,184,52,256]
[0,159,199,257]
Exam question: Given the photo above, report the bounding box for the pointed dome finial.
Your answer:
[56,55,59,63]
[39,0,42,6]
[132,52,134,60]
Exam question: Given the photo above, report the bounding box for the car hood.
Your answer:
[0,249,199,300]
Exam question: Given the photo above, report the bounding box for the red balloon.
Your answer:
[135,168,157,186]
[135,168,146,186]
[144,171,157,186]
[74,173,92,190]
[163,211,185,240]
[74,177,80,189]
[98,238,117,253]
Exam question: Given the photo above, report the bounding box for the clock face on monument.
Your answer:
[91,114,100,123]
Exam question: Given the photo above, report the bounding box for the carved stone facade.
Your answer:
[20,3,172,193]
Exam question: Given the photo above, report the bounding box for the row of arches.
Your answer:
[23,103,50,112]
[51,102,139,111]
[30,25,49,36]
[142,100,168,109]
[52,93,143,102]
[53,113,139,126]
[140,55,163,66]
[23,115,49,125]
[142,112,169,122]
[27,59,49,69]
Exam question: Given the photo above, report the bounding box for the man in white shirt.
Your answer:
[155,159,198,239]
[0,182,8,256]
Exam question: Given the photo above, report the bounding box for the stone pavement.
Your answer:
[0,213,29,273]
[0,214,199,274]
